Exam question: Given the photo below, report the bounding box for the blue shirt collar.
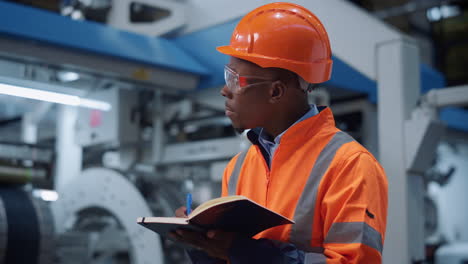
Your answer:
[258,104,319,145]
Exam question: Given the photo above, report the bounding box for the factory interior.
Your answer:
[0,0,467,263]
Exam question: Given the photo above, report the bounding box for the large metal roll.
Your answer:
[51,167,164,264]
[0,187,54,264]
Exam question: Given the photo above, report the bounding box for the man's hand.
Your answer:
[171,229,236,261]
[175,206,188,218]
[172,206,236,261]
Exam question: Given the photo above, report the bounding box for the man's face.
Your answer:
[220,57,274,133]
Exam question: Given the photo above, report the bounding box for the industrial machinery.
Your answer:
[52,168,163,264]
[0,142,54,187]
[0,187,55,264]
[435,243,468,264]
[0,2,206,263]
[0,141,55,262]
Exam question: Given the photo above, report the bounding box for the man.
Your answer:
[172,2,388,263]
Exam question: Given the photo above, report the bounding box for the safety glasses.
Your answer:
[224,65,275,94]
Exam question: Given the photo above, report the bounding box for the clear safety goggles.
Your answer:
[224,65,274,94]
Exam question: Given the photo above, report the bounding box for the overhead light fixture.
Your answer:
[57,71,80,82]
[0,83,111,111]
[427,5,461,22]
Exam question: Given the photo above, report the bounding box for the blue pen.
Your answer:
[186,193,192,215]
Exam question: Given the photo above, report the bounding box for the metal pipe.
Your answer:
[0,165,47,184]
[424,85,468,108]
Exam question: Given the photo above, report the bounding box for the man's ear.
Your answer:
[269,81,286,104]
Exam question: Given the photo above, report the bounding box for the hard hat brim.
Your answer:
[216,46,333,84]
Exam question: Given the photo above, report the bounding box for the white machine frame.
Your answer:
[52,168,164,264]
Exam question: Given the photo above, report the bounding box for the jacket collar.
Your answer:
[247,106,335,146]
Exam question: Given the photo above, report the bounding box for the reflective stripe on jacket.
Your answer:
[221,107,388,263]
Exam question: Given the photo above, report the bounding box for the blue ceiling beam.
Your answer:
[0,1,209,76]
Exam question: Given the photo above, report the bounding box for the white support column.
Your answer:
[377,39,425,263]
[152,90,165,164]
[21,116,38,144]
[362,102,379,157]
[21,102,53,144]
[55,105,82,192]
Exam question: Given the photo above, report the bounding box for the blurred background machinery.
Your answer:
[52,168,163,264]
[0,0,467,264]
[0,187,54,264]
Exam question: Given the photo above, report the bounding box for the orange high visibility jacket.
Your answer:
[221,107,388,263]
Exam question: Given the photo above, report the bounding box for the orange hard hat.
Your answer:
[217,2,333,84]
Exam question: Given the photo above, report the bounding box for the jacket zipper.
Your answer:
[255,145,271,206]
[265,171,270,207]
[265,145,280,207]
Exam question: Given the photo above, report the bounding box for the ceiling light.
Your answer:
[0,83,111,111]
[427,5,461,22]
[57,71,80,82]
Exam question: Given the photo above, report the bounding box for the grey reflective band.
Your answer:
[228,150,248,196]
[290,131,354,252]
[304,252,327,264]
[324,222,383,253]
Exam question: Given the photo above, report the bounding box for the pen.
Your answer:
[186,193,192,215]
